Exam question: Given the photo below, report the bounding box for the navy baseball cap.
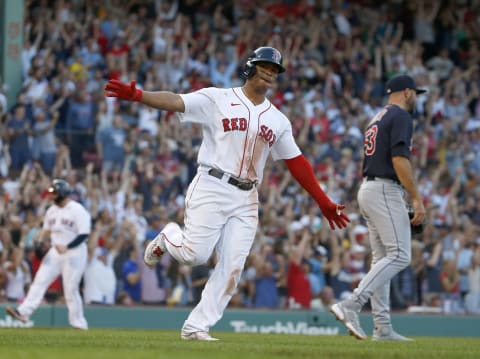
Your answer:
[386,75,427,95]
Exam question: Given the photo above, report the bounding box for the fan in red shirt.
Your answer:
[286,225,312,309]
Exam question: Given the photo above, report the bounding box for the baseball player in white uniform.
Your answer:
[6,179,91,329]
[105,46,350,340]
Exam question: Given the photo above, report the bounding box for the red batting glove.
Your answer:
[318,200,350,230]
[105,79,142,102]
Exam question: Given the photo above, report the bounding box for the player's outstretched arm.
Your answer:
[284,155,350,230]
[105,79,185,113]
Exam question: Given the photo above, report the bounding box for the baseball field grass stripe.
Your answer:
[0,328,479,359]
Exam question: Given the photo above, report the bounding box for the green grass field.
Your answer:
[0,328,479,359]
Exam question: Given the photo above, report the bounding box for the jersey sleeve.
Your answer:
[390,110,412,158]
[176,87,218,124]
[270,119,302,161]
[75,204,92,235]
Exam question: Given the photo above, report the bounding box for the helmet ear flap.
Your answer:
[243,60,256,79]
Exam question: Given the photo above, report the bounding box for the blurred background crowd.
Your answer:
[1,0,480,316]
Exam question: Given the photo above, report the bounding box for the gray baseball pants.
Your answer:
[352,178,411,326]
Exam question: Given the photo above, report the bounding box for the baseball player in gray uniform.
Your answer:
[105,46,350,340]
[330,74,426,341]
[6,179,91,329]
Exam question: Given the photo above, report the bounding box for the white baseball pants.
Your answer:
[161,168,258,333]
[18,244,88,329]
[354,178,411,326]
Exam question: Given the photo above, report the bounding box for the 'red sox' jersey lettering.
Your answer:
[222,117,247,132]
[259,124,276,147]
[48,217,75,229]
[178,87,301,182]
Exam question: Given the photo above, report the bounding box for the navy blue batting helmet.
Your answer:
[48,178,71,203]
[243,47,286,79]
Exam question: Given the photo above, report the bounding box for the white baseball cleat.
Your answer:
[72,326,88,330]
[144,234,166,266]
[330,302,367,340]
[6,307,29,323]
[181,331,219,341]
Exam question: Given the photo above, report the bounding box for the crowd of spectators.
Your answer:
[1,0,480,316]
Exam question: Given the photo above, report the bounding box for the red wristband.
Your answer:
[134,88,143,102]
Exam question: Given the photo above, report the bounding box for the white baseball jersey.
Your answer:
[18,198,91,329]
[178,87,301,182]
[43,200,91,246]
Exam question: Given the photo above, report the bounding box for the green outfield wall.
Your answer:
[0,304,478,337]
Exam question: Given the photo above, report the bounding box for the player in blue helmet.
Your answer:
[6,178,91,329]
